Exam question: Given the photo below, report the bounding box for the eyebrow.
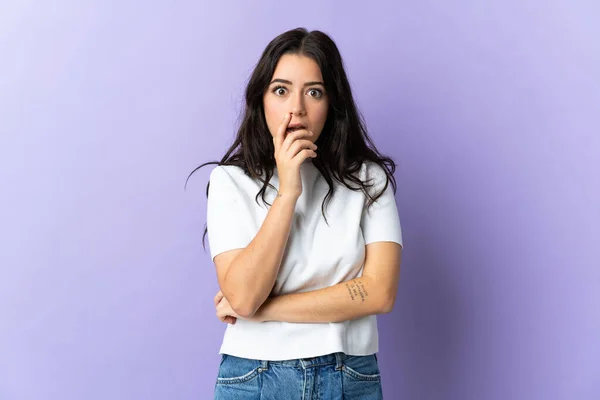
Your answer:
[269,78,325,87]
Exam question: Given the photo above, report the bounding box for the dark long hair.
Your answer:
[186,28,397,251]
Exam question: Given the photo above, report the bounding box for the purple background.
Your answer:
[1,1,599,399]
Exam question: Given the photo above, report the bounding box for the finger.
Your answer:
[214,291,223,307]
[217,308,232,322]
[282,129,315,152]
[274,113,291,150]
[287,139,318,161]
[288,138,317,155]
[293,148,318,163]
[218,309,237,324]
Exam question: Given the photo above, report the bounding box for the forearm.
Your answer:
[254,275,395,323]
[223,192,298,317]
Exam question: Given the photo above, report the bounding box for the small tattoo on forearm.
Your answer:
[346,283,355,301]
[346,280,369,303]
[356,280,368,302]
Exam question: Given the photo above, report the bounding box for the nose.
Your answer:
[290,91,306,116]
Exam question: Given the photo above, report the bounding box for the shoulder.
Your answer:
[208,165,251,197]
[356,161,396,200]
[209,165,247,184]
[208,164,268,199]
[359,161,388,183]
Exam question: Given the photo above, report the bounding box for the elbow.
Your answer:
[379,293,397,314]
[230,297,261,319]
[221,280,263,319]
[232,304,256,319]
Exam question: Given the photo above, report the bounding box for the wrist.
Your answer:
[275,191,299,204]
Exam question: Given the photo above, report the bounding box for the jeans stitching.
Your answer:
[216,367,260,385]
[342,365,381,381]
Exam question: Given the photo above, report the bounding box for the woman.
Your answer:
[189,27,403,400]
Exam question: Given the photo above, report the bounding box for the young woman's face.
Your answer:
[263,54,329,144]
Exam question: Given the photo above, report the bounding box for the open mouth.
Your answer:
[286,124,307,134]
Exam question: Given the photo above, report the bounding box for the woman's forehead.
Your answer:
[272,54,323,83]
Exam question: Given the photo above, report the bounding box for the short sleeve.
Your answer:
[360,164,404,248]
[206,166,256,261]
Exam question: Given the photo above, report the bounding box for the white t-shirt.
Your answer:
[206,158,403,361]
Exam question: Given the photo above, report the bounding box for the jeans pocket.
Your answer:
[342,354,381,381]
[216,354,261,385]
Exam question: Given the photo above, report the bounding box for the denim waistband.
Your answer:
[259,352,349,371]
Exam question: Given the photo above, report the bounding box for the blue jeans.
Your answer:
[214,352,383,399]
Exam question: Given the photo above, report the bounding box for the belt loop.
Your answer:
[260,360,268,371]
[335,352,343,371]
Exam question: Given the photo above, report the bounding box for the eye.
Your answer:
[272,86,287,96]
[307,88,323,98]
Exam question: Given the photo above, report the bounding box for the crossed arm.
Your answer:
[215,241,402,324]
